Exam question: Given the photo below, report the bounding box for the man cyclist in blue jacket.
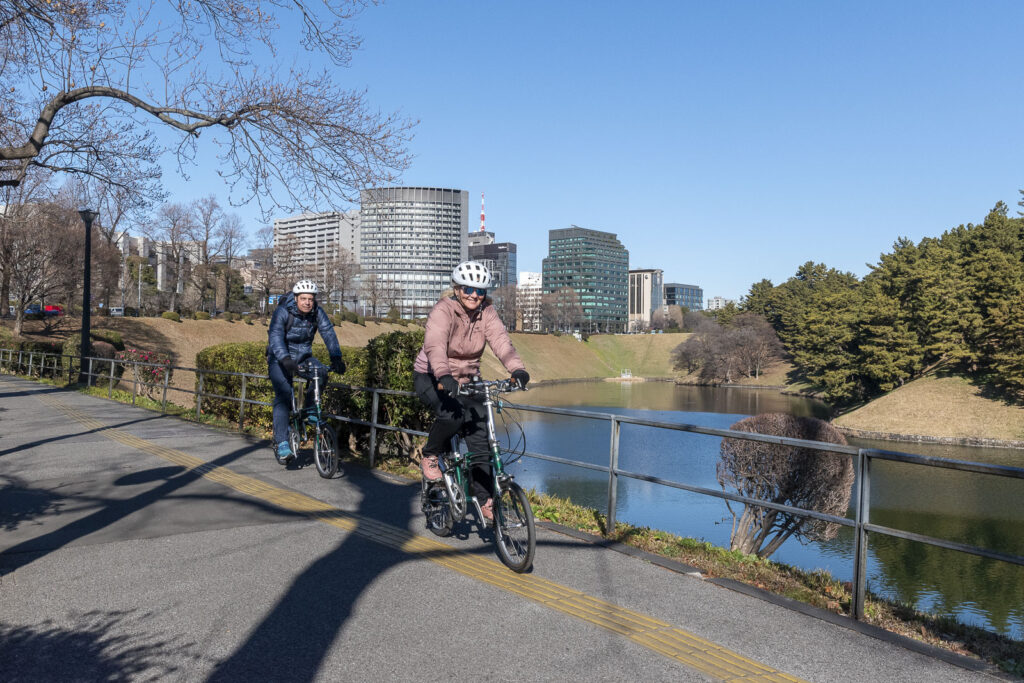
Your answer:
[266,280,346,463]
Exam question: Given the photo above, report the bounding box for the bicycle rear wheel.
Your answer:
[422,482,454,537]
[314,425,339,478]
[494,481,535,573]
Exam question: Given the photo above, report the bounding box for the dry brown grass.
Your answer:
[834,375,1024,441]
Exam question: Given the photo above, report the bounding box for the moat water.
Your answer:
[500,381,1023,639]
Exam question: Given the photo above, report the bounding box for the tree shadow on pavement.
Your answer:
[206,466,422,681]
[0,609,201,681]
[0,441,266,574]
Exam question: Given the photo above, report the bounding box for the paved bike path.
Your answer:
[0,376,999,681]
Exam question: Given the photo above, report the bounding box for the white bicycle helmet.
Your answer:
[451,260,492,288]
[292,279,319,295]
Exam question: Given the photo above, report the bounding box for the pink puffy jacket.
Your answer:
[413,296,525,382]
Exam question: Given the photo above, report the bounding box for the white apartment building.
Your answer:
[359,187,468,317]
[273,210,360,280]
[517,271,543,332]
[707,295,737,311]
[628,268,664,332]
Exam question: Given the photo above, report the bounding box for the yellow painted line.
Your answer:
[38,393,808,682]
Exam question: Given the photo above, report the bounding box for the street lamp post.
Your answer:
[78,209,98,385]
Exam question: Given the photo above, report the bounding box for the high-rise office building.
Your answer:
[664,283,703,311]
[542,225,629,333]
[359,187,468,316]
[468,229,517,290]
[628,268,664,332]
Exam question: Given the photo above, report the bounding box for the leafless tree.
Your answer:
[323,246,360,313]
[732,314,785,380]
[53,175,163,310]
[250,225,286,320]
[718,414,854,558]
[1,202,81,335]
[553,287,583,333]
[216,213,247,313]
[144,203,198,313]
[671,313,783,383]
[491,284,519,330]
[360,273,384,318]
[0,170,53,315]
[187,195,223,313]
[0,0,413,215]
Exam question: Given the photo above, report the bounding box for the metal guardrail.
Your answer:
[1,347,1021,623]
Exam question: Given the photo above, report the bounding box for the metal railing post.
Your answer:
[195,370,204,419]
[852,448,871,620]
[87,357,94,386]
[368,389,380,468]
[606,416,621,535]
[18,350,23,374]
[131,361,138,405]
[238,374,248,428]
[28,351,34,377]
[161,366,170,413]
[108,359,115,397]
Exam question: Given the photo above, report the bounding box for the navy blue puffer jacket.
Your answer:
[266,292,343,365]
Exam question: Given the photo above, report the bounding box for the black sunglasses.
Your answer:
[461,286,487,297]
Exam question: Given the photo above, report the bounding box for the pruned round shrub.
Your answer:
[162,311,181,322]
[719,413,853,558]
[194,311,211,320]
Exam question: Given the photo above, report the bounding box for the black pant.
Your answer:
[413,371,494,504]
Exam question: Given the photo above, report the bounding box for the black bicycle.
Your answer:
[276,359,339,478]
[421,377,536,572]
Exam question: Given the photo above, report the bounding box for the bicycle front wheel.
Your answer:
[314,425,339,478]
[494,481,535,573]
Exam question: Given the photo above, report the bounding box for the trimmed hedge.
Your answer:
[162,311,181,322]
[195,341,365,431]
[194,311,211,320]
[91,328,125,351]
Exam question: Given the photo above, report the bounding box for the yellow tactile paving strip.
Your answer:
[38,393,807,682]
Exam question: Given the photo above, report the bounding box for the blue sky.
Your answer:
[163,1,1024,302]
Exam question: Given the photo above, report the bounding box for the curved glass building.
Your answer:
[359,187,468,317]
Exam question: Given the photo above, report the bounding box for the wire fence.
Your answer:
[2,346,1021,624]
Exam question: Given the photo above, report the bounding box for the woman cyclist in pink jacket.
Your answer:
[413,261,530,521]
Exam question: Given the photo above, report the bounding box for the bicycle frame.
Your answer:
[290,369,324,438]
[438,378,515,522]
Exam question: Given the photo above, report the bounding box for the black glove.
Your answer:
[330,356,346,375]
[437,374,460,396]
[279,356,298,375]
[511,369,530,389]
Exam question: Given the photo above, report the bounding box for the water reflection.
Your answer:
[500,381,1024,639]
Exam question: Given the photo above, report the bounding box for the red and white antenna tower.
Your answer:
[480,191,486,232]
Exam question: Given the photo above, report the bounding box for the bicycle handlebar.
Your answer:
[295,360,330,381]
[457,377,525,397]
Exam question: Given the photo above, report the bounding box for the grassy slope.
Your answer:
[480,331,686,381]
[833,374,1024,441]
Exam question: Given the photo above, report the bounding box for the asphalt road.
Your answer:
[0,375,1002,682]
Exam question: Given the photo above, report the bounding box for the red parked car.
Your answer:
[43,305,63,316]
